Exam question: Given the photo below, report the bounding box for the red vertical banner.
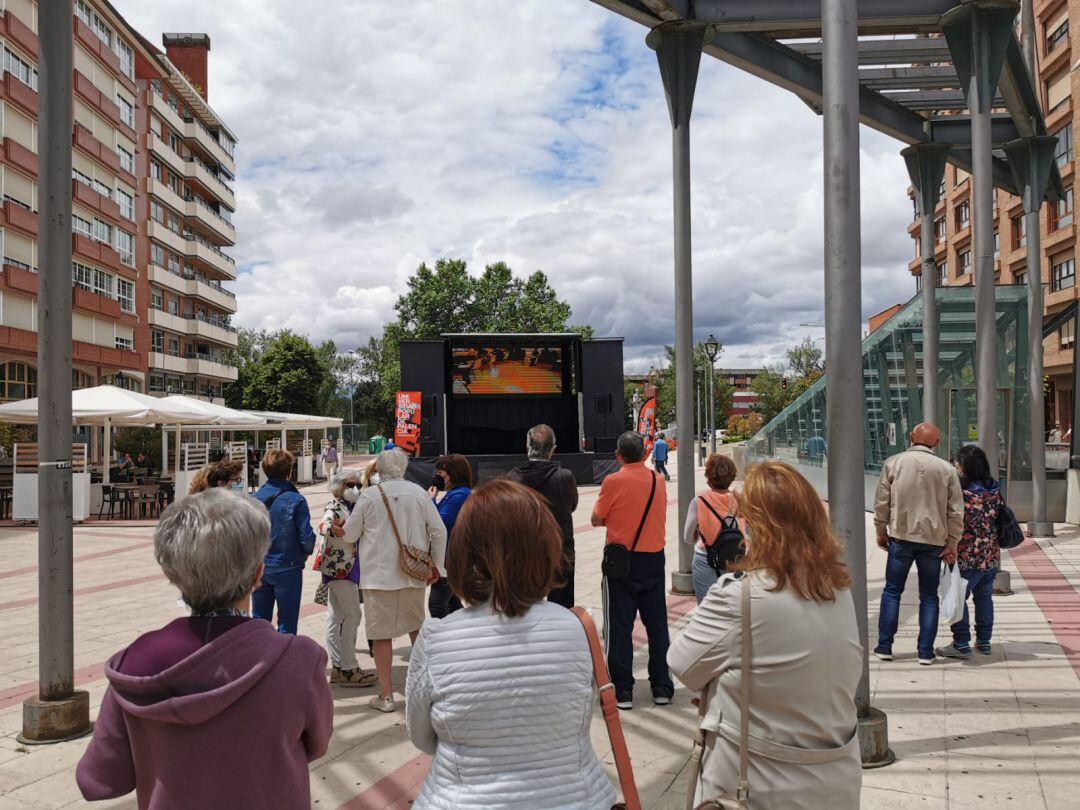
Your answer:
[636,396,656,457]
[394,391,422,454]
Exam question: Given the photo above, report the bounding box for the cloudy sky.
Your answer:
[122,0,917,371]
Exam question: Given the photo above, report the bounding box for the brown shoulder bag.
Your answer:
[377,484,436,583]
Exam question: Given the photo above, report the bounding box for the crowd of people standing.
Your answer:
[75,419,1013,809]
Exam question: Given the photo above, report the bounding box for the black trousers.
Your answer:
[547,540,575,609]
[602,550,673,695]
[428,577,462,619]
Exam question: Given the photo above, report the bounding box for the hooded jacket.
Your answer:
[76,617,332,809]
[253,478,317,569]
[506,459,578,547]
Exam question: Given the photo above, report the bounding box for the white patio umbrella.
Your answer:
[160,395,266,426]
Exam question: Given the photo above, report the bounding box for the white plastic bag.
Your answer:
[939,562,965,625]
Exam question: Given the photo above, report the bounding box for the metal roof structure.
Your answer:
[590,0,1063,198]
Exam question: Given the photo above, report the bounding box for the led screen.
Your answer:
[451,346,563,395]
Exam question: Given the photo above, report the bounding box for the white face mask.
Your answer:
[343,486,360,503]
[232,481,245,492]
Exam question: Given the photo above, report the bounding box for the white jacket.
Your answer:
[342,478,447,591]
[405,601,617,809]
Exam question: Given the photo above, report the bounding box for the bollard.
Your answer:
[858,707,896,769]
[993,570,1012,595]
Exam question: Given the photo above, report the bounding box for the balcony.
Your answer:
[148,264,237,312]
[186,232,236,279]
[146,131,187,178]
[147,307,187,333]
[2,199,37,236]
[184,155,236,210]
[185,352,239,381]
[148,219,188,256]
[188,313,238,345]
[182,114,236,175]
[2,72,36,118]
[148,88,187,138]
[148,351,188,375]
[2,137,37,177]
[73,178,121,223]
[146,176,187,214]
[185,194,236,244]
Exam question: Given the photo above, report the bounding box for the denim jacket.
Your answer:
[253,479,316,570]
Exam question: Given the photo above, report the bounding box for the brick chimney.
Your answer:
[163,33,210,100]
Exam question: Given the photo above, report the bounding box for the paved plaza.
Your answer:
[0,454,1078,808]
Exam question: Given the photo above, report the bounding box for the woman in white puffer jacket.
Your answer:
[405,479,617,809]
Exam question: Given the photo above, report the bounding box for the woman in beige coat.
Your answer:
[669,460,863,809]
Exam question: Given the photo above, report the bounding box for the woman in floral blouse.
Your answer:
[315,472,377,687]
[942,445,1003,658]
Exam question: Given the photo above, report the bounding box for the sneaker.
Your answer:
[938,643,972,659]
[368,694,396,713]
[976,641,992,655]
[873,647,893,661]
[918,656,936,666]
[616,691,633,711]
[331,667,377,687]
[652,690,673,706]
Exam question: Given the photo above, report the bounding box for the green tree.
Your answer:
[750,337,826,426]
[749,365,790,425]
[653,343,733,437]
[224,328,277,409]
[242,331,330,414]
[786,336,824,378]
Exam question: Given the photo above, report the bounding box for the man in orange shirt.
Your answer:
[592,431,672,710]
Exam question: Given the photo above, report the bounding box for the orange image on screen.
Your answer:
[452,347,562,394]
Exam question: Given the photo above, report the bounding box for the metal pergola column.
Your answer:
[648,20,707,596]
[1005,135,1058,537]
[902,143,950,436]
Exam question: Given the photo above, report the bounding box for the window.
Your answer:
[115,230,134,266]
[115,41,134,80]
[92,179,112,199]
[117,189,133,221]
[115,336,134,352]
[167,253,180,273]
[0,361,36,401]
[1047,70,1070,112]
[1052,256,1076,291]
[167,298,179,316]
[72,261,94,292]
[91,12,113,49]
[150,243,165,267]
[151,291,163,310]
[1015,271,1027,288]
[956,201,970,230]
[166,211,181,234]
[101,373,141,392]
[116,95,134,129]
[3,194,29,210]
[4,48,38,91]
[152,330,164,352]
[937,262,948,284]
[117,278,134,313]
[92,219,112,245]
[150,161,162,181]
[117,146,134,174]
[220,133,235,158]
[72,370,94,390]
[1056,123,1073,168]
[74,0,92,28]
[72,215,92,240]
[72,167,93,189]
[150,201,164,224]
[935,217,946,243]
[1062,318,1076,350]
[994,230,1000,257]
[167,336,180,356]
[149,374,165,393]
[1055,187,1074,230]
[1012,214,1026,249]
[1047,17,1069,54]
[959,249,972,274]
[93,268,113,298]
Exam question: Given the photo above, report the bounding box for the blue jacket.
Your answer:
[653,439,669,462]
[253,479,316,570]
[435,486,471,540]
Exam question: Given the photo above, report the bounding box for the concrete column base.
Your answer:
[18,691,92,745]
[670,571,695,596]
[1027,521,1055,538]
[858,707,896,768]
[994,570,1013,595]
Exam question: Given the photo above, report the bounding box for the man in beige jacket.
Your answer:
[873,423,962,665]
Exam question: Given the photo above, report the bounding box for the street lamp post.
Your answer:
[704,335,720,454]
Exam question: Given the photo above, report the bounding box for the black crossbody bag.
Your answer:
[602,471,657,580]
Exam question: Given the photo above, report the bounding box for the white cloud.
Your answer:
[120,0,917,370]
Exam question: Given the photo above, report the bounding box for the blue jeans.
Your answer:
[252,566,303,635]
[692,549,718,604]
[951,569,997,645]
[603,550,673,696]
[877,539,942,659]
[654,459,669,480]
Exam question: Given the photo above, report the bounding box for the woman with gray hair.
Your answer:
[77,489,333,808]
[314,470,376,687]
[342,449,447,712]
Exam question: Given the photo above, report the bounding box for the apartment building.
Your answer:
[908,1,1075,428]
[0,0,237,404]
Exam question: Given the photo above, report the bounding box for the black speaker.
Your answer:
[594,392,613,416]
[594,436,618,453]
[419,440,441,457]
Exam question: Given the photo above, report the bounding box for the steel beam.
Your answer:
[928,115,1019,146]
[648,20,706,596]
[792,37,951,64]
[857,66,962,91]
[668,0,955,35]
[1004,135,1058,537]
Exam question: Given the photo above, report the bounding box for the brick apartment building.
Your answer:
[0,0,237,404]
[908,1,1074,429]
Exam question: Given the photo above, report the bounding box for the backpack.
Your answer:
[698,495,745,576]
[996,499,1025,550]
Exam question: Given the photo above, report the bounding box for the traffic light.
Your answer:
[781,377,788,390]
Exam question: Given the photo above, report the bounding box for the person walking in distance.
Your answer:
[322,441,339,481]
[651,433,671,481]
[506,424,579,608]
[592,431,673,709]
[873,422,962,665]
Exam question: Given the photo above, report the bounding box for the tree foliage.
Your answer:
[240,331,330,414]
[726,412,763,441]
[653,343,733,437]
[750,336,825,425]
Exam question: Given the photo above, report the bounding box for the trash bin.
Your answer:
[368,435,386,455]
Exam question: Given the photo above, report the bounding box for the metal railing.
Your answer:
[184,154,234,197]
[184,351,237,368]
[184,229,237,266]
[187,312,237,333]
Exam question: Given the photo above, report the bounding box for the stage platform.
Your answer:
[404,452,618,488]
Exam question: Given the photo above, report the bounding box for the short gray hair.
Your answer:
[616,431,645,463]
[154,489,270,614]
[328,470,359,499]
[376,448,408,480]
[526,424,556,460]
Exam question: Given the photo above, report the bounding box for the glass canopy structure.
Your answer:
[747,286,1039,506]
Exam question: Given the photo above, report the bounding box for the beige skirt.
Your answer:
[362,587,426,640]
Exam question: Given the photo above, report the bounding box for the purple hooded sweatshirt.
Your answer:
[76,617,333,809]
